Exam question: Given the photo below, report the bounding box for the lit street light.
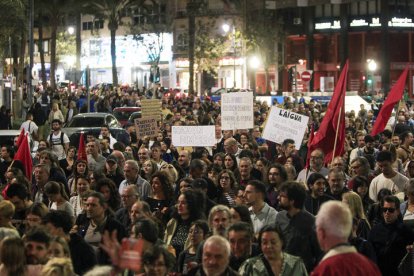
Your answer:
[67,26,75,35]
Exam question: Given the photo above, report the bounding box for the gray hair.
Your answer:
[203,235,231,257]
[125,160,139,171]
[316,201,352,240]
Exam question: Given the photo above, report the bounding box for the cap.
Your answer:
[106,155,118,164]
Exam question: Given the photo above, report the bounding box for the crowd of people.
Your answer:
[0,86,413,276]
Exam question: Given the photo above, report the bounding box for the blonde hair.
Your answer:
[342,191,368,221]
[0,200,15,219]
[41,257,75,276]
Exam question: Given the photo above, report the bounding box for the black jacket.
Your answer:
[76,213,128,265]
[69,233,98,275]
[369,220,414,276]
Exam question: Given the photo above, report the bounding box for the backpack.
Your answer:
[49,132,64,146]
[41,93,48,105]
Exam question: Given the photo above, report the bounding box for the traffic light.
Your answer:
[367,76,372,85]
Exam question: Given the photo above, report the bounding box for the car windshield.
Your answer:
[67,117,104,127]
[129,112,141,121]
[114,110,136,120]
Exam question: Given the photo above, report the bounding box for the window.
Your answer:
[83,20,103,31]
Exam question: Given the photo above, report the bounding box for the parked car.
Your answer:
[127,112,143,125]
[63,113,130,146]
[0,130,36,152]
[113,107,142,127]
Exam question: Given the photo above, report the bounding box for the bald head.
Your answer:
[224,138,238,155]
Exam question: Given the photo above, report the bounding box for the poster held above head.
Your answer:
[221,92,254,130]
[262,106,309,149]
[172,126,216,147]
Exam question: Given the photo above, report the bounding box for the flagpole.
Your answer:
[331,106,342,166]
[389,100,402,151]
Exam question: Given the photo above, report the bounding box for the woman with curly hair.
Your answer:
[95,178,121,212]
[164,189,205,257]
[146,171,175,223]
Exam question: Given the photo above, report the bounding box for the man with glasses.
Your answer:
[297,149,329,184]
[119,160,151,199]
[369,195,414,275]
[115,185,139,232]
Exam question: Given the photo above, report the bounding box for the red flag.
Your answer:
[370,67,409,136]
[305,124,315,168]
[77,132,87,161]
[14,134,32,180]
[15,128,25,147]
[309,60,349,164]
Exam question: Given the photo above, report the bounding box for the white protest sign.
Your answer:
[221,92,254,130]
[262,107,309,148]
[172,126,216,147]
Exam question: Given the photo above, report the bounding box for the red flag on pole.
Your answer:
[14,134,32,180]
[370,66,409,136]
[309,60,349,164]
[15,128,25,147]
[305,124,315,169]
[77,132,87,161]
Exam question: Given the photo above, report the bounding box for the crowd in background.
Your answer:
[0,85,413,276]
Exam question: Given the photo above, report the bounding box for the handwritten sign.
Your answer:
[134,117,159,139]
[172,126,216,146]
[221,92,254,130]
[141,99,161,119]
[262,107,309,148]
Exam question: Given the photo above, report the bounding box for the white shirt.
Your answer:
[369,172,409,202]
[49,131,70,160]
[20,120,38,136]
[249,202,278,234]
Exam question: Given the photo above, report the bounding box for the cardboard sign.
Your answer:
[172,126,216,146]
[221,92,254,130]
[141,99,161,119]
[134,117,159,139]
[262,106,309,148]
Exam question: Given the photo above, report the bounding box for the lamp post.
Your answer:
[222,23,237,88]
[367,59,377,94]
[249,55,260,95]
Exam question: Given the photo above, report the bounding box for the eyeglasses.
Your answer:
[220,176,230,180]
[382,207,396,213]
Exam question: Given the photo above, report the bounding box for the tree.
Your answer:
[129,0,170,88]
[194,19,227,93]
[224,0,284,93]
[0,0,26,81]
[86,0,133,88]
[39,0,77,89]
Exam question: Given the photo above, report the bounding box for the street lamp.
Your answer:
[67,26,75,35]
[222,23,236,88]
[249,56,260,69]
